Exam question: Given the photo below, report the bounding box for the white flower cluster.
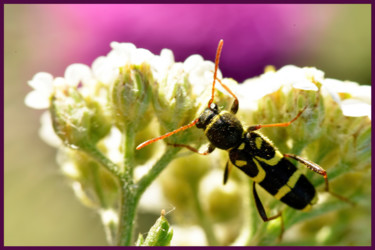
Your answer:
[25,42,220,148]
[25,42,371,154]
[238,65,371,119]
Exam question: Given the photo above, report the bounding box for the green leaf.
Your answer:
[139,210,173,246]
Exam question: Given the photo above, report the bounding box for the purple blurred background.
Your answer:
[10,4,371,83]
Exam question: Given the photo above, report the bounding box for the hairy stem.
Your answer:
[117,126,136,246]
[135,147,180,198]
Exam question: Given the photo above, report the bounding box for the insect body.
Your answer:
[136,40,351,237]
[227,129,317,211]
[191,92,319,215]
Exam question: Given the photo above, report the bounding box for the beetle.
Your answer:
[136,40,351,238]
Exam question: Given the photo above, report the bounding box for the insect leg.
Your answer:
[247,106,308,132]
[167,143,216,155]
[284,154,354,205]
[223,161,234,185]
[215,78,239,114]
[253,182,284,240]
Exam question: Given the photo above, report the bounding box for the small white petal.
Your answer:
[92,56,107,79]
[323,78,358,93]
[188,61,215,85]
[99,209,118,225]
[109,42,137,67]
[292,80,319,91]
[304,67,325,82]
[39,111,62,147]
[183,54,204,72]
[351,84,371,104]
[53,77,67,88]
[277,66,320,91]
[151,48,175,80]
[102,127,123,164]
[160,49,175,66]
[28,72,54,91]
[340,99,371,119]
[131,48,154,65]
[110,42,137,53]
[91,56,118,85]
[64,63,92,86]
[24,90,50,109]
[61,161,80,179]
[321,83,342,105]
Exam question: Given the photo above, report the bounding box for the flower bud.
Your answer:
[152,62,200,144]
[50,85,111,150]
[246,66,325,154]
[111,63,153,131]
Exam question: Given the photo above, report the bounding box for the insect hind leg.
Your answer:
[284,153,355,206]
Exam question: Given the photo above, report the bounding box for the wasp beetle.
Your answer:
[136,40,351,238]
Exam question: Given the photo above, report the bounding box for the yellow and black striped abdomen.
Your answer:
[229,131,317,211]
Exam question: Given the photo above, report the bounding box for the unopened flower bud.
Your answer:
[111,63,153,130]
[50,85,111,150]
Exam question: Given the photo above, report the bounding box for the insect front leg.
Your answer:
[284,153,355,206]
[253,182,284,241]
[247,106,308,132]
[167,142,216,155]
[223,161,234,185]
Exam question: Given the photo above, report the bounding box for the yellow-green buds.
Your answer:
[111,63,153,131]
[151,62,198,144]
[50,85,111,150]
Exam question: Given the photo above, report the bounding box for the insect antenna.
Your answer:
[136,118,199,150]
[208,39,224,107]
[208,40,239,111]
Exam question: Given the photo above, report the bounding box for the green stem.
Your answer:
[135,147,180,198]
[117,178,137,246]
[117,146,180,245]
[92,164,108,208]
[117,126,137,246]
[82,144,120,176]
[79,144,122,245]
